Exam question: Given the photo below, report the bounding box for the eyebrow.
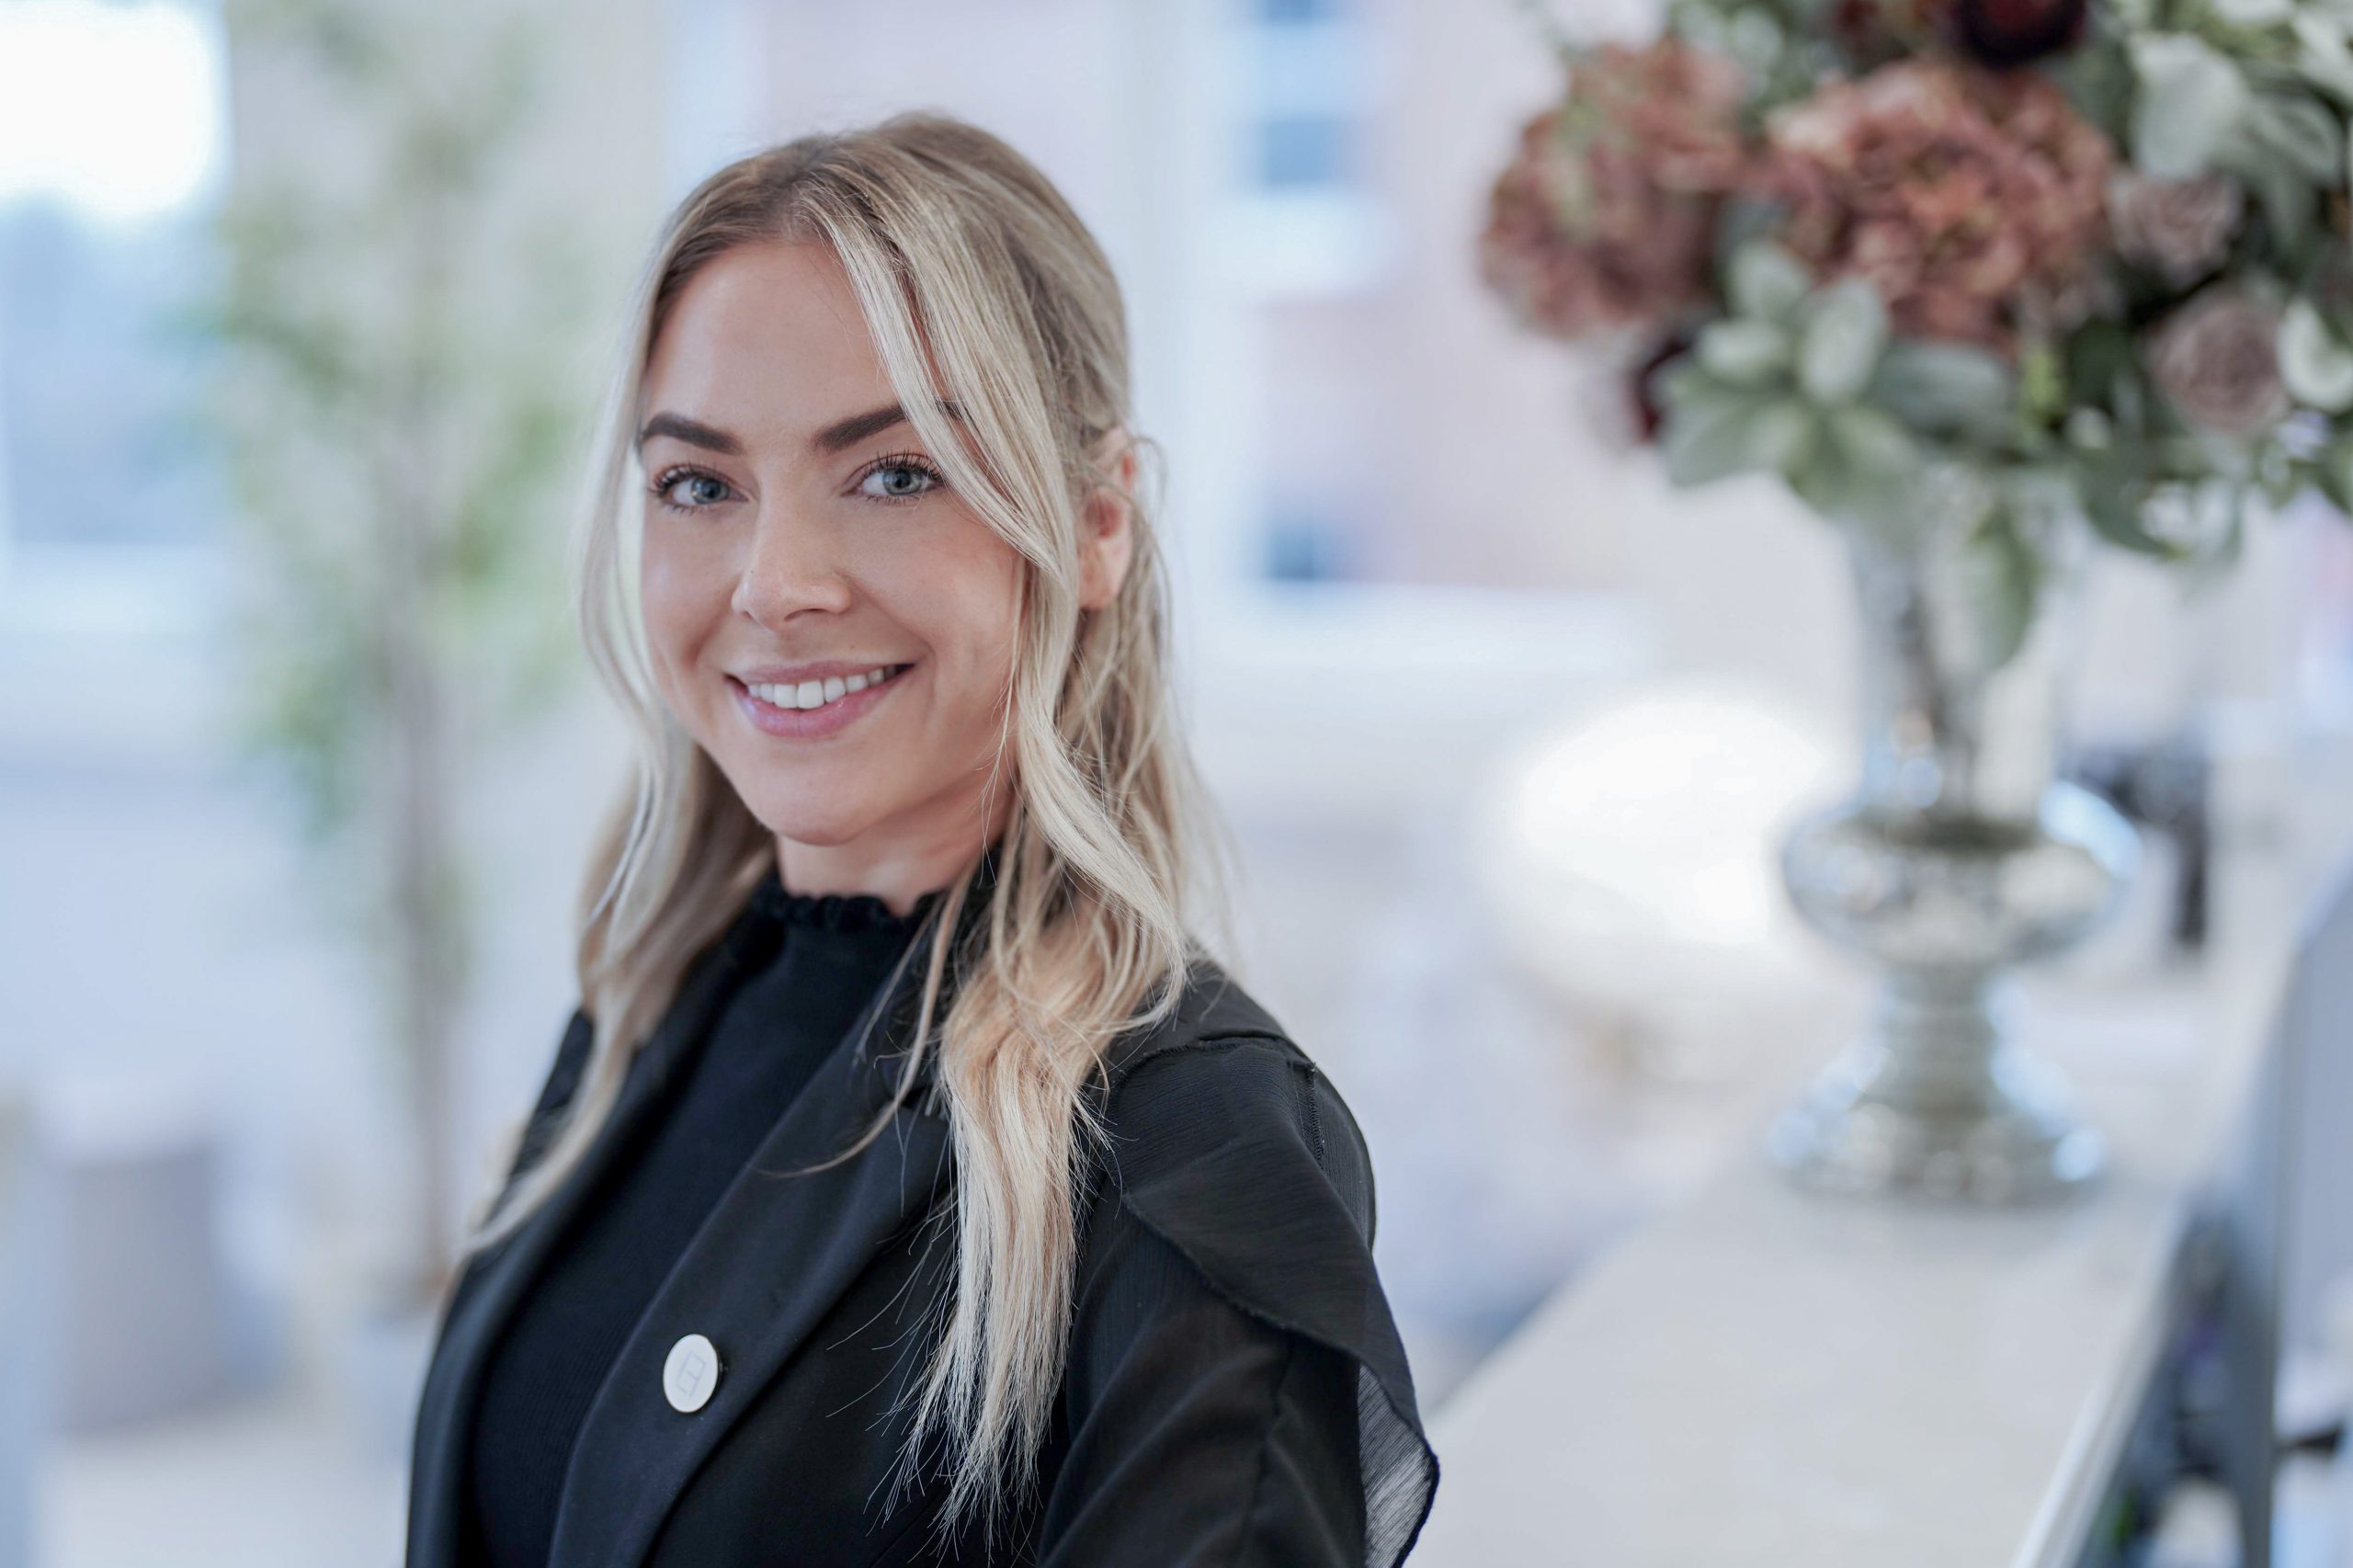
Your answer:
[635,400,964,460]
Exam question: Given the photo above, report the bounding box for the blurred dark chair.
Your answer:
[2065,728,2213,954]
[0,1091,44,1568]
[2188,850,2353,1566]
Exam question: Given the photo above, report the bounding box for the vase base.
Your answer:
[1766,1044,2105,1203]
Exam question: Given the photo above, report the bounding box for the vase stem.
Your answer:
[1771,485,2138,1202]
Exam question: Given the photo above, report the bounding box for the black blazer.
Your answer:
[405,896,1438,1568]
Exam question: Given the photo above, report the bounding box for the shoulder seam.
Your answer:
[1107,1028,1295,1094]
[1299,1061,1325,1165]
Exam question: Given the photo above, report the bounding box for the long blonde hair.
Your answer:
[464,112,1239,1548]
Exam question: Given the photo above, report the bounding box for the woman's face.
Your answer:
[635,239,1024,870]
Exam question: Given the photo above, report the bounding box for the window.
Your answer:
[0,0,232,623]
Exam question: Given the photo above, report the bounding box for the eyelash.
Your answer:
[644,453,947,515]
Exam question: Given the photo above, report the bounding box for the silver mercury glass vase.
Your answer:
[1769,473,2143,1201]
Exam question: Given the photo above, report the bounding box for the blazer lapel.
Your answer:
[407,903,779,1568]
[547,946,954,1568]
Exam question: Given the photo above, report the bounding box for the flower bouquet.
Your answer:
[1477,0,2353,1199]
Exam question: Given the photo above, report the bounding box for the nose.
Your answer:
[731,500,854,629]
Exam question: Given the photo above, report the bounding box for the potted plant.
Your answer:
[1479,0,2353,1199]
[182,0,595,1430]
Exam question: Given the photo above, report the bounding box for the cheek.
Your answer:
[638,528,726,684]
[919,540,1024,700]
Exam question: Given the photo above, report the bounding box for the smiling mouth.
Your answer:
[733,664,912,713]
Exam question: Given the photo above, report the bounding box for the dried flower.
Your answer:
[1826,0,1950,67]
[1763,60,2115,356]
[2107,171,2243,289]
[1477,40,1754,340]
[2146,287,2290,437]
[1949,0,2089,67]
[1829,0,2089,69]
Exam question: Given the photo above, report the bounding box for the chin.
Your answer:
[734,787,881,848]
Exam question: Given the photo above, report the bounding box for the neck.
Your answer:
[775,793,1012,918]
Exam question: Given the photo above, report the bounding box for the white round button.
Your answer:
[663,1333,721,1414]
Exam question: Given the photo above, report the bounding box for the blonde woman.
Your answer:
[404,112,1437,1568]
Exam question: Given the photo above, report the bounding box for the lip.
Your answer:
[729,663,912,740]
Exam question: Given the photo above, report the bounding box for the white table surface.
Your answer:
[1410,892,2297,1568]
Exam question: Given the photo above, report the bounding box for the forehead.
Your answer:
[641,240,890,438]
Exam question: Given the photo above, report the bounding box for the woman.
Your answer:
[405,112,1437,1568]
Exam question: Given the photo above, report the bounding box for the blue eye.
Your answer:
[858,455,946,504]
[648,467,733,513]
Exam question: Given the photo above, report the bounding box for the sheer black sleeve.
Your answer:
[1034,1035,1438,1568]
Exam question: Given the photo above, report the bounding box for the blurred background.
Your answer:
[7,0,2353,1563]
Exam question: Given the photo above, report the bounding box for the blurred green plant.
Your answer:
[176,0,598,1305]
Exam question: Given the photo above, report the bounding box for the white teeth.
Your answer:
[746,665,899,711]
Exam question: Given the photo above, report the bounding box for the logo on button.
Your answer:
[664,1333,721,1414]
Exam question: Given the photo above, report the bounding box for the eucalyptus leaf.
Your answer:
[1727,240,1814,323]
[2234,144,2319,244]
[1792,449,1915,538]
[1754,401,1823,475]
[2130,33,2252,179]
[1797,279,1890,405]
[2300,14,2353,106]
[1872,341,2017,439]
[2063,321,2137,411]
[2213,0,2295,25]
[2314,451,2351,512]
[1697,318,1794,386]
[1960,506,2044,671]
[2244,90,2343,183]
[2064,406,2115,449]
[2329,439,2353,511]
[2077,469,2189,558]
[1823,403,1924,480]
[2280,298,2353,410]
[1663,392,1785,485]
[1656,362,1762,435]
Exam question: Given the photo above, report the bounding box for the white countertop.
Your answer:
[1411,908,2293,1567]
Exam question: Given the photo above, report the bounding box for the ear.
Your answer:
[1076,426,1139,613]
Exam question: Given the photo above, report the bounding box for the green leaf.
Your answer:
[1697,318,1794,385]
[1790,450,1910,535]
[2293,13,2353,106]
[2321,439,2353,511]
[2281,299,2353,410]
[1663,391,1784,485]
[2076,469,2189,558]
[1752,401,1823,474]
[1787,408,1922,533]
[2130,33,2251,179]
[1727,240,1814,322]
[1656,386,1816,483]
[1961,505,2044,671]
[2063,321,2137,408]
[2244,90,2343,184]
[1797,278,1890,405]
[1657,364,1760,435]
[1822,403,1922,479]
[1872,340,2018,439]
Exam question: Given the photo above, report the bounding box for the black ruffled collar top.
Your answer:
[745,864,947,934]
[744,839,1004,937]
